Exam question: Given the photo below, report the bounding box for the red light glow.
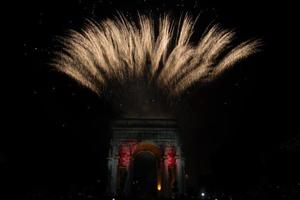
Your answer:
[119,144,131,167]
[166,147,176,167]
[118,141,138,167]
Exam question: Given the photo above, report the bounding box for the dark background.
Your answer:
[3,0,300,199]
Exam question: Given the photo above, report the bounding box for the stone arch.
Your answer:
[124,142,163,198]
[107,119,185,198]
[132,142,161,159]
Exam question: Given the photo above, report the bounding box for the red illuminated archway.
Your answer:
[131,142,162,195]
[132,142,161,159]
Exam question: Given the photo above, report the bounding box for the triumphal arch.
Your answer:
[107,118,185,198]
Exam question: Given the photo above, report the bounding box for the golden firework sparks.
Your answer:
[52,14,260,96]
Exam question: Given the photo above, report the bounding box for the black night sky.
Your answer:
[3,0,300,199]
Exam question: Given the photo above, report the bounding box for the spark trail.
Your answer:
[52,14,260,96]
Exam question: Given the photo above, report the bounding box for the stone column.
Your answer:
[163,146,169,197]
[181,157,185,193]
[175,146,184,194]
[176,157,183,193]
[111,156,119,195]
[107,142,113,194]
[107,157,113,193]
[108,143,119,195]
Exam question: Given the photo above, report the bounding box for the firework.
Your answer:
[52,14,260,96]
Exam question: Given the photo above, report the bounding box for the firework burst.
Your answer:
[52,14,260,96]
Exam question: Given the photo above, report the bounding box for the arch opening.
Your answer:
[131,151,158,198]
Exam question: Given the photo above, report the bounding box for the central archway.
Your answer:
[129,143,162,198]
[132,151,157,198]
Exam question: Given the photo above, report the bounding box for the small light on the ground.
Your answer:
[157,183,161,191]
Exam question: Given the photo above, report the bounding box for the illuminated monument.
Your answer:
[107,118,185,198]
[51,12,260,199]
